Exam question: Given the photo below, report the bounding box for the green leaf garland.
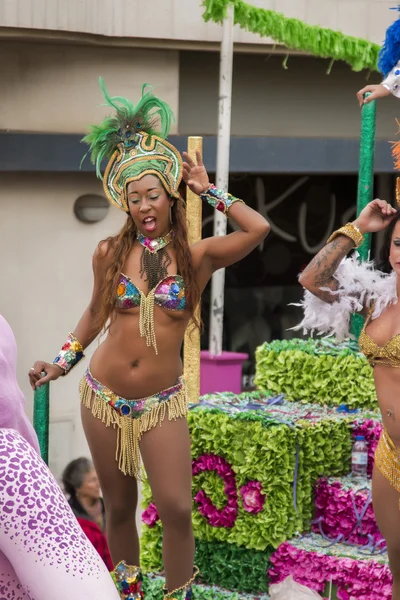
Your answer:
[194,539,271,593]
[202,0,380,72]
[255,339,377,409]
[142,574,271,599]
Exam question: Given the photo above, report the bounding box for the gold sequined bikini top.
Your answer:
[358,305,400,368]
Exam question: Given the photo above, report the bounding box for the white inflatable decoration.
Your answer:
[269,576,324,599]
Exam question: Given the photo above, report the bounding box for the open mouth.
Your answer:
[142,216,157,232]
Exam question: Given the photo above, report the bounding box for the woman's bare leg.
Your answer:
[140,416,194,591]
[372,465,400,600]
[81,404,139,566]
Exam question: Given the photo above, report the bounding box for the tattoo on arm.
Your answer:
[302,237,355,294]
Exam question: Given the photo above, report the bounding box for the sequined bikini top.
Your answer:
[116,273,186,311]
[358,305,400,368]
[115,273,186,355]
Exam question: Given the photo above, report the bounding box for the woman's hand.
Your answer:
[29,361,64,390]
[356,84,390,107]
[354,199,397,234]
[182,150,210,195]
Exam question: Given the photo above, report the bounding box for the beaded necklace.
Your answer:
[137,230,173,291]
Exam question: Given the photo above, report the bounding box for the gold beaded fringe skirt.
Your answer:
[375,428,400,508]
[80,369,188,480]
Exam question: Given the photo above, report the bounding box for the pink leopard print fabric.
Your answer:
[0,555,30,600]
[0,428,119,600]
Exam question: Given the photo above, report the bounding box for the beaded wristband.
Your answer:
[326,223,364,249]
[200,184,244,216]
[53,333,85,375]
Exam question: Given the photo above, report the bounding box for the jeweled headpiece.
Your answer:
[82,78,182,212]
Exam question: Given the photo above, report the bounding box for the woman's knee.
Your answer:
[103,495,137,526]
[157,496,192,529]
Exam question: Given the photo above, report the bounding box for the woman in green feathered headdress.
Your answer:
[29,78,270,599]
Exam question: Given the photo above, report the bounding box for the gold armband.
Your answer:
[326,223,364,248]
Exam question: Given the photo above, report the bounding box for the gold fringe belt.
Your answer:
[375,428,400,508]
[80,369,188,481]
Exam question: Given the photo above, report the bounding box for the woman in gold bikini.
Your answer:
[297,198,400,599]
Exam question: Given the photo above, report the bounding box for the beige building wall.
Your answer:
[0,41,179,133]
[0,0,396,46]
[179,52,400,139]
[1,40,399,140]
[0,172,125,476]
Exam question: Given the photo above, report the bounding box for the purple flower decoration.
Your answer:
[240,481,266,514]
[192,454,238,528]
[142,502,159,528]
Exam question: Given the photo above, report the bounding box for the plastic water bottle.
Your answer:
[351,435,368,480]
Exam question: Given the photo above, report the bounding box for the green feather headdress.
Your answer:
[82,78,182,212]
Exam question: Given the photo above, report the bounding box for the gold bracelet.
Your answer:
[326,223,364,248]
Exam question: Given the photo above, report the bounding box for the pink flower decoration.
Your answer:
[240,481,266,514]
[313,478,384,548]
[142,502,159,528]
[353,419,383,478]
[270,541,392,600]
[192,454,238,528]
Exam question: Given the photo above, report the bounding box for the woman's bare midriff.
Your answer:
[89,307,191,399]
[374,366,400,445]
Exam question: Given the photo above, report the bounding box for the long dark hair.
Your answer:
[376,210,400,273]
[94,198,200,333]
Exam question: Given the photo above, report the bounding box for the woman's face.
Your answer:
[77,468,100,500]
[127,175,173,238]
[389,220,400,275]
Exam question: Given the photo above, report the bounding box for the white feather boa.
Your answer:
[292,255,398,341]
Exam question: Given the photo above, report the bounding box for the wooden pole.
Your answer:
[183,136,203,404]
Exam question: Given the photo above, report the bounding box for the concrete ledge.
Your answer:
[0,132,394,173]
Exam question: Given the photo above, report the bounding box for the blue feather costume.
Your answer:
[379,5,400,76]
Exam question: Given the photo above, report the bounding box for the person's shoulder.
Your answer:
[0,314,17,357]
[0,314,14,340]
[92,239,115,272]
[94,239,113,260]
